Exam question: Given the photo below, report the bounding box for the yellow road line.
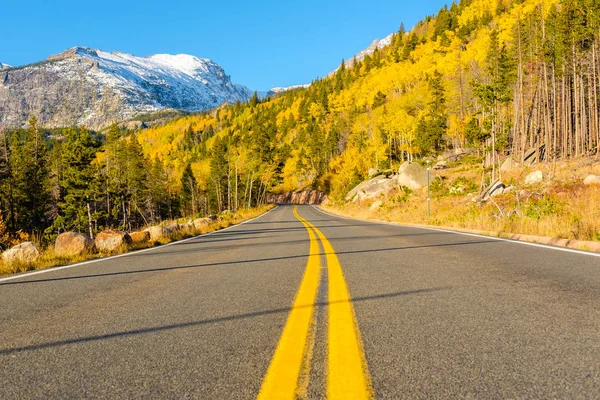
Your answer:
[300,215,373,400]
[257,206,321,400]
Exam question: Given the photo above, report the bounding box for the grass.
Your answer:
[0,205,274,277]
[323,156,600,242]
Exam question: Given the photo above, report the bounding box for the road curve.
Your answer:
[1,205,599,398]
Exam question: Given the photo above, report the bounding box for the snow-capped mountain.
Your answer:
[0,47,252,130]
[259,84,310,99]
[0,62,10,70]
[329,33,394,75]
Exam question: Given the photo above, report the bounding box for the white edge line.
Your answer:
[312,205,600,258]
[0,206,278,283]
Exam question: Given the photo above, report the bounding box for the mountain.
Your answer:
[0,62,10,70]
[329,33,394,75]
[259,84,310,99]
[0,47,252,130]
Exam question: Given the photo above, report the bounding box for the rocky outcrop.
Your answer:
[94,230,131,252]
[129,231,150,244]
[54,232,94,257]
[267,191,327,205]
[2,242,40,264]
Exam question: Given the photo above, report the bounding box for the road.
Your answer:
[1,204,599,398]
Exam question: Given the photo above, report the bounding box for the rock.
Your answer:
[525,170,544,185]
[346,180,374,201]
[143,226,172,241]
[368,168,380,178]
[54,232,94,257]
[523,144,546,166]
[584,175,600,185]
[395,162,428,190]
[208,215,218,221]
[353,191,367,203]
[164,223,181,232]
[434,160,448,170]
[95,230,132,252]
[482,180,506,200]
[362,178,396,198]
[2,242,40,265]
[370,200,383,211]
[193,218,211,229]
[129,231,150,244]
[267,190,327,204]
[500,157,520,172]
[449,185,465,195]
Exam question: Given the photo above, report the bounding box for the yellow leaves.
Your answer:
[447,114,466,144]
[308,103,326,121]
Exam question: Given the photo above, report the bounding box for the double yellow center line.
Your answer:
[258,206,373,399]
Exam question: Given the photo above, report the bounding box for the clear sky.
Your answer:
[1,0,448,90]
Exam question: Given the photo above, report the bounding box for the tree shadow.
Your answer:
[1,240,497,287]
[0,287,450,355]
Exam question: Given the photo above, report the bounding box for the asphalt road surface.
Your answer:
[1,205,599,399]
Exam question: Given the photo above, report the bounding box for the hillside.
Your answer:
[0,47,252,130]
[134,0,599,201]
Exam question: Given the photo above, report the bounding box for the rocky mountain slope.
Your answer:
[0,47,252,130]
[0,62,10,70]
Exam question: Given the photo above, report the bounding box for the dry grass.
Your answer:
[0,205,274,277]
[324,156,600,242]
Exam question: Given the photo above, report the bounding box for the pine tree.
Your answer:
[50,127,100,237]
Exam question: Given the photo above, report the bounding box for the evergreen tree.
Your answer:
[50,127,100,237]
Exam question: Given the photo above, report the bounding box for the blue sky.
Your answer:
[1,0,448,90]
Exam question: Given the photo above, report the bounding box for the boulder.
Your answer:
[95,230,132,252]
[164,223,181,232]
[434,160,448,170]
[143,226,172,241]
[346,179,374,201]
[500,157,520,172]
[525,170,544,185]
[395,162,428,190]
[208,215,218,221]
[482,180,506,200]
[523,144,546,166]
[129,231,150,244]
[583,175,600,186]
[353,191,368,203]
[362,178,396,198]
[54,232,94,257]
[369,200,383,211]
[368,168,380,178]
[2,242,40,265]
[193,218,211,229]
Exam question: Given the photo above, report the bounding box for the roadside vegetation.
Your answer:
[322,157,600,243]
[0,205,272,276]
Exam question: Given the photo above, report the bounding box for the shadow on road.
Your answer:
[0,287,450,356]
[0,240,497,287]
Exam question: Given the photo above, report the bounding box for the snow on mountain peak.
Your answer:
[0,62,11,70]
[0,47,252,130]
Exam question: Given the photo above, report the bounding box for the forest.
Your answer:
[1,0,599,245]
